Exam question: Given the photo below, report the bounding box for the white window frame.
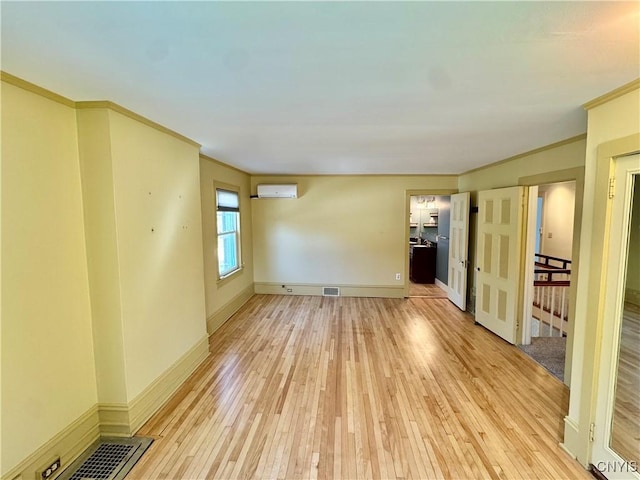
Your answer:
[215,184,242,281]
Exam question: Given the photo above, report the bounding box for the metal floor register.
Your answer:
[56,437,152,480]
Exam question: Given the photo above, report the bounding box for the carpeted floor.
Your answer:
[518,336,567,381]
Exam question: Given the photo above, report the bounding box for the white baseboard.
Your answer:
[435,278,450,295]
[254,282,404,299]
[2,405,100,480]
[207,283,255,334]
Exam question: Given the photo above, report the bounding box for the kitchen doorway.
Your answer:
[408,194,450,298]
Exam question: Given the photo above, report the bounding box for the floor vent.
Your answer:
[322,287,340,296]
[56,437,152,480]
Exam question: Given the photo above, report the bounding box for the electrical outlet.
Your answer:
[39,457,61,480]
[395,273,401,280]
[287,288,292,293]
[547,232,553,238]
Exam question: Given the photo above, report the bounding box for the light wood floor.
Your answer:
[129,295,591,480]
[408,282,448,298]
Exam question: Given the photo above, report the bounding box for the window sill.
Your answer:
[217,266,243,287]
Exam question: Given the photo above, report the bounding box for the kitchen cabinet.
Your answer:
[410,245,437,284]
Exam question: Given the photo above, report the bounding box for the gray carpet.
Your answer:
[518,337,566,381]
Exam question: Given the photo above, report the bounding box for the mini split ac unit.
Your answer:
[256,184,298,198]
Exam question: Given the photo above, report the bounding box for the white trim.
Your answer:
[435,278,450,295]
[522,186,539,345]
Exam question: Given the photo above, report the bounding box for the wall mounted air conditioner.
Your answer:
[256,184,298,198]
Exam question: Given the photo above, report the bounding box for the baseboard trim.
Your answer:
[207,283,255,334]
[97,403,131,437]
[559,441,577,460]
[561,416,582,466]
[128,335,209,434]
[254,282,405,299]
[435,278,450,295]
[3,337,210,479]
[2,405,100,480]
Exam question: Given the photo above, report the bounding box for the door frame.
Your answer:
[521,181,577,346]
[521,185,539,346]
[536,191,546,254]
[518,167,585,386]
[404,189,458,298]
[591,153,639,479]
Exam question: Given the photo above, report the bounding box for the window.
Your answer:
[216,188,241,278]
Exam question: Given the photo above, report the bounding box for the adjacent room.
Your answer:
[2,2,639,480]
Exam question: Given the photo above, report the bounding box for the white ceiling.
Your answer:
[2,2,639,174]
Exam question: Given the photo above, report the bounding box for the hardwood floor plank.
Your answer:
[129,295,592,480]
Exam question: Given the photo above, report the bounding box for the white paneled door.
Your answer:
[448,192,470,311]
[475,186,525,344]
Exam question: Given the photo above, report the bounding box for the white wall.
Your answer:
[539,181,576,261]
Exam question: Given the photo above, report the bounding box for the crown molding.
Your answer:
[2,71,200,148]
[460,133,587,176]
[76,100,200,148]
[583,78,640,111]
[1,71,75,108]
[199,153,251,175]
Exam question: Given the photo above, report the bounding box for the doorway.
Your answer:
[404,190,460,299]
[408,195,449,298]
[520,180,577,383]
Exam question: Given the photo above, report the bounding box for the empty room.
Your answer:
[1,2,639,480]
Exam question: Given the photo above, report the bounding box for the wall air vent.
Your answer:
[256,184,298,198]
[322,287,340,297]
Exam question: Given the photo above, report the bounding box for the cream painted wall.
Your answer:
[251,175,457,289]
[107,110,207,400]
[457,137,586,311]
[76,108,128,405]
[538,181,576,261]
[200,157,254,331]
[1,82,98,474]
[458,138,586,193]
[566,86,640,466]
